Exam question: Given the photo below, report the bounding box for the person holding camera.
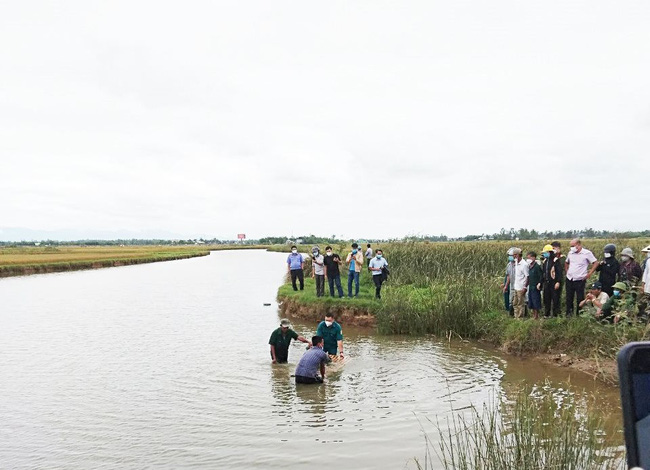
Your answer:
[345,243,364,298]
[311,246,325,297]
[323,246,344,298]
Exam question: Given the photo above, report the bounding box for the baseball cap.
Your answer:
[590,281,603,290]
[280,319,292,328]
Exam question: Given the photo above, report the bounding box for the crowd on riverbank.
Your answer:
[285,243,389,299]
[502,239,650,322]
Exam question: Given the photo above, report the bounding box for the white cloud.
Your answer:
[1,1,649,240]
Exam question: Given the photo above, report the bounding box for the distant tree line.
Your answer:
[2,228,648,247]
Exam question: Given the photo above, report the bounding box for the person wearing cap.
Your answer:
[294,336,331,384]
[579,281,610,317]
[346,243,364,298]
[600,282,633,323]
[541,244,563,317]
[501,248,516,314]
[596,244,620,296]
[526,251,543,319]
[316,313,344,358]
[311,246,326,298]
[511,248,529,319]
[269,319,311,364]
[564,239,598,317]
[287,246,305,291]
[619,247,643,285]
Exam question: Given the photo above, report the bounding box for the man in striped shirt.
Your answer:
[295,336,331,384]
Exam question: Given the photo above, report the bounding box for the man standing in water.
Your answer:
[369,249,388,299]
[287,245,305,291]
[316,313,344,358]
[311,246,325,297]
[346,243,364,298]
[294,336,331,384]
[269,319,312,363]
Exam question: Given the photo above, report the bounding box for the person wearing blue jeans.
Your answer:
[345,243,364,298]
[323,246,344,298]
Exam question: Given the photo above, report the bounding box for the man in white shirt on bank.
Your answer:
[512,248,529,319]
[565,239,598,317]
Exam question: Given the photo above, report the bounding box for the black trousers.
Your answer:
[295,375,323,384]
[566,279,586,317]
[315,274,325,297]
[373,274,384,298]
[290,269,304,290]
[543,284,562,317]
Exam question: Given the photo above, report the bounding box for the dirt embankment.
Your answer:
[0,252,209,278]
[278,296,376,327]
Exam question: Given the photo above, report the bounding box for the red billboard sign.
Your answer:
[237,233,246,240]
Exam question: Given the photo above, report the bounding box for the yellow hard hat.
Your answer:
[542,244,554,252]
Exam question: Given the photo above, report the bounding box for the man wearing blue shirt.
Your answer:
[369,249,389,299]
[316,313,344,357]
[287,245,305,291]
[295,336,331,384]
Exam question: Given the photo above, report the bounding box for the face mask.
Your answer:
[312,251,319,256]
[604,252,612,258]
[621,255,630,262]
[570,247,577,253]
[527,259,534,265]
[646,253,650,259]
[325,320,333,327]
[553,248,559,254]
[613,290,621,297]
[542,252,550,259]
[352,249,358,254]
[508,256,514,262]
[291,249,297,254]
[376,254,382,259]
[326,251,332,256]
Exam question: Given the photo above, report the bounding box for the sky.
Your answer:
[1,1,649,241]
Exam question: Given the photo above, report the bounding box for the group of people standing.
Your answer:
[286,243,389,299]
[268,313,344,384]
[503,239,650,321]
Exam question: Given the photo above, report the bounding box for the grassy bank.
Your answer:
[276,239,650,378]
[0,244,269,277]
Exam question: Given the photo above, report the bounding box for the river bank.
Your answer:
[0,244,270,277]
[277,275,645,384]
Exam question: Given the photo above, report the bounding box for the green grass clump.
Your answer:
[417,385,625,470]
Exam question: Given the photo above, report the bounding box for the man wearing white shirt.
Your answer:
[564,239,598,317]
[511,248,529,319]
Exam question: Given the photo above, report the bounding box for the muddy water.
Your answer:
[0,250,621,469]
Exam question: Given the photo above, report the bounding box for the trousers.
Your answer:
[373,274,384,298]
[512,289,526,318]
[315,274,325,297]
[290,269,304,291]
[347,271,360,297]
[328,274,344,297]
[566,279,586,316]
[543,284,562,317]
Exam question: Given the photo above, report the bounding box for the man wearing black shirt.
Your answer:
[596,243,620,296]
[323,246,344,298]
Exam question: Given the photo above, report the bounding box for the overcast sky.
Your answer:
[1,1,649,241]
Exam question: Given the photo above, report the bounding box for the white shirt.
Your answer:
[643,259,650,294]
[312,254,325,275]
[514,258,529,290]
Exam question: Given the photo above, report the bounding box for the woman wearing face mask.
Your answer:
[596,244,620,296]
[619,247,643,285]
